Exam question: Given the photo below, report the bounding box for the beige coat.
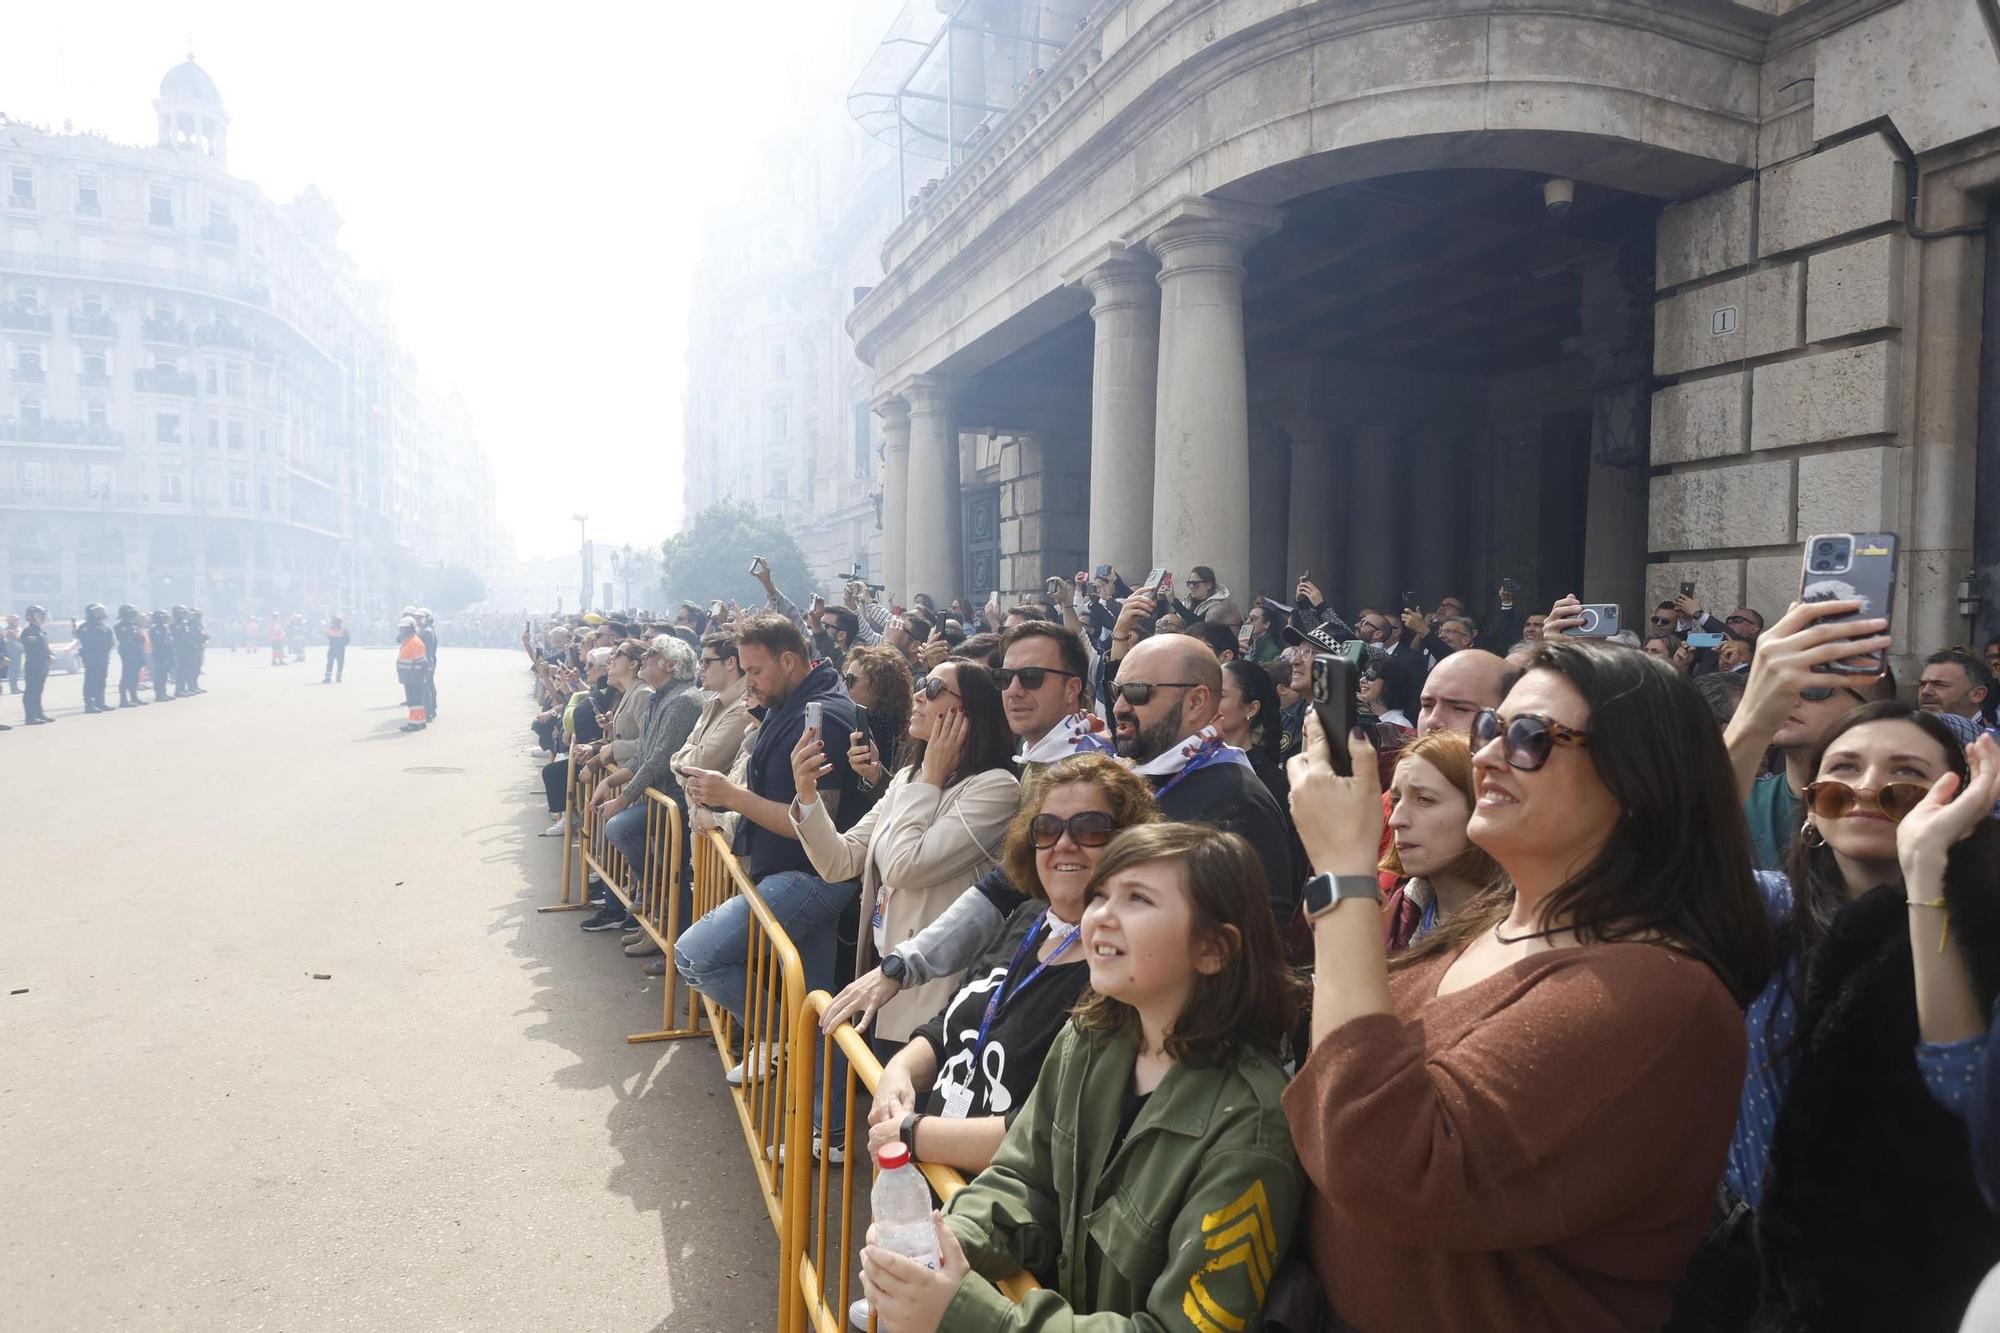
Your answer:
[672,674,751,783]
[791,766,1019,1042]
[605,684,654,766]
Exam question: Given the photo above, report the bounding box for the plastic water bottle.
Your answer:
[871,1141,940,1269]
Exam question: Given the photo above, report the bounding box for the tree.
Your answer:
[421,565,487,615]
[659,501,814,611]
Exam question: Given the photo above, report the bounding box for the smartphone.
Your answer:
[1045,576,1064,595]
[804,700,824,734]
[1500,577,1517,597]
[852,704,870,746]
[1094,563,1111,579]
[1403,590,1419,611]
[1561,604,1622,638]
[1800,531,1898,675]
[1679,581,1696,598]
[1687,632,1725,649]
[1141,567,1167,596]
[1310,653,1358,777]
[749,556,769,576]
[1156,571,1175,600]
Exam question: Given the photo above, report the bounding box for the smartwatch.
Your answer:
[880,953,909,985]
[900,1112,924,1154]
[1302,872,1383,920]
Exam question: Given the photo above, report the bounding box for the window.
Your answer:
[8,167,32,205]
[161,472,183,501]
[76,173,99,214]
[87,463,112,497]
[20,397,42,428]
[86,400,106,428]
[80,294,103,318]
[156,412,181,444]
[771,343,788,378]
[205,359,218,394]
[853,402,874,480]
[257,426,269,454]
[22,460,50,495]
[208,202,228,228]
[225,364,242,396]
[229,475,247,507]
[149,184,173,227]
[258,478,271,511]
[769,402,789,441]
[227,420,245,450]
[206,419,219,448]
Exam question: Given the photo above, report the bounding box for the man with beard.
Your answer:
[1110,634,1297,916]
[114,606,147,707]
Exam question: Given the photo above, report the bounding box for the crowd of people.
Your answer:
[519,558,2000,1332]
[0,602,215,726]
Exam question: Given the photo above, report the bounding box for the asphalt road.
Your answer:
[1,647,777,1331]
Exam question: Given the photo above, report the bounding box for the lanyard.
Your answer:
[971,910,1081,1061]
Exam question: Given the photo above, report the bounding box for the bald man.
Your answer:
[1417,648,1514,736]
[1112,635,1298,914]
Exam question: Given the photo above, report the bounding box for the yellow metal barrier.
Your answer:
[537,755,592,914]
[786,990,1041,1333]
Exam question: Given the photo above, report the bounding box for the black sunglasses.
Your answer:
[993,666,1079,691]
[1029,811,1118,849]
[1798,685,1868,704]
[1111,680,1197,707]
[842,671,861,688]
[917,675,961,702]
[1472,708,1590,772]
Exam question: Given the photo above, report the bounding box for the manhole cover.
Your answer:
[403,766,466,775]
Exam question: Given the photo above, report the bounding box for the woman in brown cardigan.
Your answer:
[1283,640,1773,1333]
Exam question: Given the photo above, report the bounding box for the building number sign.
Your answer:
[1711,306,1738,336]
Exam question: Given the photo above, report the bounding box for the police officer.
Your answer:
[148,609,176,702]
[20,604,53,724]
[114,605,147,708]
[415,608,439,721]
[187,608,208,693]
[169,607,192,697]
[77,603,114,713]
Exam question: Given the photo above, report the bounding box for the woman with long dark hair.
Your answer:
[1284,640,1773,1331]
[1218,656,1287,808]
[1671,701,1999,1332]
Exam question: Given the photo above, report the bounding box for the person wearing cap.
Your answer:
[114,606,147,708]
[76,604,114,714]
[19,605,52,724]
[396,617,430,730]
[323,616,351,683]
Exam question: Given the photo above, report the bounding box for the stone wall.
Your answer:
[1648,127,1912,642]
[997,433,1089,601]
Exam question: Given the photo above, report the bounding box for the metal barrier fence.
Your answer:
[537,756,592,914]
[786,990,1040,1333]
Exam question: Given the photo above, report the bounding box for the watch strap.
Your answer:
[900,1112,923,1154]
[1305,872,1383,920]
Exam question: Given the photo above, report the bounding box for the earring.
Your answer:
[1800,818,1826,849]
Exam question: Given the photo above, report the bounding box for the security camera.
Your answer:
[1543,178,1575,218]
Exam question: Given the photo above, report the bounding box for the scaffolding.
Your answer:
[848,0,1093,216]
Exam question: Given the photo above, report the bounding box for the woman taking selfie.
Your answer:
[1380,729,1501,952]
[1671,702,2000,1331]
[790,659,1018,1048]
[1285,640,1772,1331]
[860,822,1303,1333]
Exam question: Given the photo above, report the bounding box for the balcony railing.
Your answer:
[68,311,116,338]
[195,322,258,352]
[201,220,240,245]
[0,417,126,446]
[0,251,271,311]
[6,192,34,211]
[142,316,191,344]
[0,307,52,332]
[75,199,101,216]
[134,367,198,395]
[79,369,112,387]
[0,487,146,510]
[11,364,46,383]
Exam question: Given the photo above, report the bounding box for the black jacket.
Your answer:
[78,621,113,661]
[733,660,859,882]
[115,621,144,659]
[1753,829,2000,1332]
[21,621,49,670]
[1153,760,1299,919]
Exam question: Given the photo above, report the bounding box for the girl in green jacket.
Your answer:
[860,821,1305,1333]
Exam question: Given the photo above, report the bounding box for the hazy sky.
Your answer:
[2,0,899,559]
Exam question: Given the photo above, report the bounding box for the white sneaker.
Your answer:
[724,1042,774,1087]
[766,1133,846,1165]
[540,820,565,837]
[848,1296,872,1330]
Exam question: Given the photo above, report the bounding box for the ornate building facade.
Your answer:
[0,56,500,618]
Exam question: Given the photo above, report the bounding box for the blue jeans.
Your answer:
[676,868,858,1137]
[605,804,650,890]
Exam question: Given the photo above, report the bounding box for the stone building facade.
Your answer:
[846,0,2000,672]
[0,57,500,619]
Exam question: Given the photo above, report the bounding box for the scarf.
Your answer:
[1015,711,1117,767]
[1132,725,1255,795]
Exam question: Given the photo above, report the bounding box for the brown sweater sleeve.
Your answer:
[1281,946,1746,1251]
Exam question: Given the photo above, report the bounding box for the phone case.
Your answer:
[1800,532,1897,675]
[1310,653,1358,777]
[1562,604,1622,638]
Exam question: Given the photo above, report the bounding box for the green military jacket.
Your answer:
[941,1022,1302,1332]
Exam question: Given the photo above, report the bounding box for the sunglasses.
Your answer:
[842,672,861,688]
[1111,680,1196,707]
[1725,615,1758,628]
[1798,685,1867,704]
[1804,779,1930,824]
[1029,810,1118,849]
[917,676,961,702]
[699,656,724,668]
[1472,708,1590,772]
[1649,614,1676,628]
[993,666,1079,691]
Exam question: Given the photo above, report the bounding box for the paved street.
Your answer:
[1,648,776,1332]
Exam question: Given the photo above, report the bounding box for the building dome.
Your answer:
[159,57,222,108]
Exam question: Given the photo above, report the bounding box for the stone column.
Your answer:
[874,394,912,600]
[902,375,962,603]
[1248,421,1289,598]
[1144,198,1280,600]
[1345,419,1399,611]
[1285,418,1337,591]
[1066,243,1159,581]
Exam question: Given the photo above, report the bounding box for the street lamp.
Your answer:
[571,513,589,612]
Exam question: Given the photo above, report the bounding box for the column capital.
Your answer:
[1061,241,1160,312]
[891,373,958,414]
[1133,196,1282,273]
[870,392,911,425]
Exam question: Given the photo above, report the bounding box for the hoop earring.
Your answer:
[1800,818,1826,849]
